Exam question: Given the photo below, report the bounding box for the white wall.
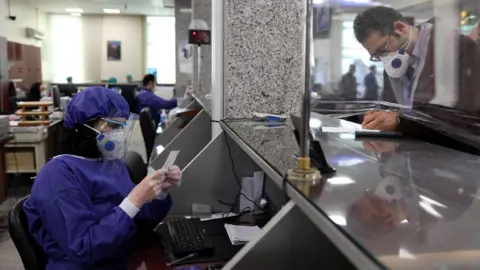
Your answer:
[100,16,144,82]
[47,14,145,83]
[0,0,47,47]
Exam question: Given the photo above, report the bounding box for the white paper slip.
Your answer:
[321,126,380,133]
[9,121,18,127]
[162,150,179,169]
[224,224,261,246]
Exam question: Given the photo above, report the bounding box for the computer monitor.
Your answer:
[290,114,335,174]
[51,85,61,110]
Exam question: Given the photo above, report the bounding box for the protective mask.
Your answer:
[96,130,127,160]
[381,29,413,78]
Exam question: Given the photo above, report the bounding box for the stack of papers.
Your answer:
[224,224,261,246]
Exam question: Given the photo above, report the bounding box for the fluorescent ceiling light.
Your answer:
[103,9,121,14]
[66,8,83,13]
[70,13,82,16]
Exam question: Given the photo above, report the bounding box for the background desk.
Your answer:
[0,134,14,202]
[6,120,64,174]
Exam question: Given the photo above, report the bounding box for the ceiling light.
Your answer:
[70,13,82,17]
[66,8,83,13]
[103,9,121,14]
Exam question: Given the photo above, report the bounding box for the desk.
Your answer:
[0,134,14,202]
[219,113,480,269]
[6,119,63,173]
[128,239,218,270]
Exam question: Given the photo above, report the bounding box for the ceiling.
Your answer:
[15,0,175,16]
[14,0,437,17]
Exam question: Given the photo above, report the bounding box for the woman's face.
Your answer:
[40,84,46,91]
[94,117,127,133]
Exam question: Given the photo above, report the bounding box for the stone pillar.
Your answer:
[192,0,212,97]
[175,0,192,97]
[222,0,304,118]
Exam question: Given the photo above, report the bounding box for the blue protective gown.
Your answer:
[23,155,172,270]
[136,88,177,126]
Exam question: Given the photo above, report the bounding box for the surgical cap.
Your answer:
[126,74,133,80]
[64,86,129,129]
[66,76,72,81]
[108,77,118,84]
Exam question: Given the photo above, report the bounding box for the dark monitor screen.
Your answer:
[189,30,211,45]
[51,85,61,110]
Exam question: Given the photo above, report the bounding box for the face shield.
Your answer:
[85,114,136,160]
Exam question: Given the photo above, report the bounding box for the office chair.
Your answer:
[120,85,138,114]
[139,108,156,165]
[124,150,147,184]
[9,196,46,270]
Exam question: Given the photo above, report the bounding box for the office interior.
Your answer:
[0,0,479,269]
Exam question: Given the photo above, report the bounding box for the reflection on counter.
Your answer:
[223,111,480,269]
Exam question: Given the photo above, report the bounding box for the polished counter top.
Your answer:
[223,113,480,269]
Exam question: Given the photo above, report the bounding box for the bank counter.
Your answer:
[135,96,480,269]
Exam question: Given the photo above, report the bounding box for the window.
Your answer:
[146,17,176,84]
[341,21,384,96]
[49,15,84,82]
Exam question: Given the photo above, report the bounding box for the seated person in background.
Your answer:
[108,77,118,84]
[354,7,480,131]
[66,76,73,84]
[126,74,134,83]
[136,74,178,127]
[27,82,47,102]
[24,86,182,270]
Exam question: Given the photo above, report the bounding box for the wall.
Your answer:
[0,0,47,47]
[100,16,144,82]
[47,14,145,83]
[175,0,192,97]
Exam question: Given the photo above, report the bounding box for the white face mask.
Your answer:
[380,29,413,78]
[96,130,127,160]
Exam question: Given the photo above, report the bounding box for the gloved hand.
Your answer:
[127,169,166,208]
[157,165,182,199]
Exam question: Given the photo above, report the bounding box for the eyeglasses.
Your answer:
[370,36,391,62]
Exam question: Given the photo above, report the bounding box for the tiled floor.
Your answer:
[0,177,33,270]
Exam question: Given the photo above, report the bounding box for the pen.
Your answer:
[167,252,199,266]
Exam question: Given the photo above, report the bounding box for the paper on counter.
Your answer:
[321,126,380,133]
[9,121,18,127]
[225,224,261,245]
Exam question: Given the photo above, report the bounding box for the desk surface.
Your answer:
[223,113,480,269]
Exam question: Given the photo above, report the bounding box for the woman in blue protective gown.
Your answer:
[23,86,181,270]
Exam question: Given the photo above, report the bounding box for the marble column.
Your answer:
[192,0,212,97]
[174,0,192,97]
[222,0,304,118]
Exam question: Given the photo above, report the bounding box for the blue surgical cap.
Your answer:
[64,86,129,129]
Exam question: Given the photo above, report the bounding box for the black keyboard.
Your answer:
[166,218,214,255]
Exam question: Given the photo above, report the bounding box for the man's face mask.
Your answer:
[379,28,413,78]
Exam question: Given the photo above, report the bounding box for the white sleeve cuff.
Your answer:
[119,198,140,219]
[156,190,169,200]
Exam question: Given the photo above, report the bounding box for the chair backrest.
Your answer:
[124,150,147,184]
[139,108,156,164]
[8,196,46,270]
[120,85,138,114]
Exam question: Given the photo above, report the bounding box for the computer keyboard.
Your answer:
[167,218,214,255]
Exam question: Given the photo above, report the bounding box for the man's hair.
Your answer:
[369,65,377,71]
[353,6,407,43]
[142,74,156,86]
